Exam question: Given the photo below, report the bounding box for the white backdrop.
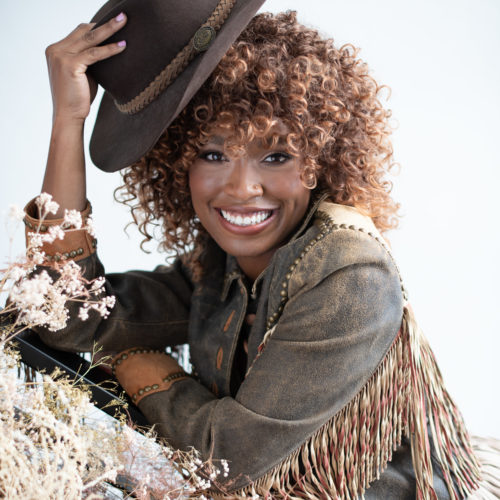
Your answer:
[1,1,499,438]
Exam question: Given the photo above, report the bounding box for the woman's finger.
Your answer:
[71,13,127,51]
[45,22,96,51]
[78,40,127,67]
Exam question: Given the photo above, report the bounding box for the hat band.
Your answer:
[114,0,236,115]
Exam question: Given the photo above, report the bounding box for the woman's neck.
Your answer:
[236,250,275,282]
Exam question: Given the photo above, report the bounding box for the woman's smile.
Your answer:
[188,126,311,280]
[216,206,278,235]
[219,208,273,227]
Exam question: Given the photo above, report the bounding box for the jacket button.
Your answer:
[216,347,223,370]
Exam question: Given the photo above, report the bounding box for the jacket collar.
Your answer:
[220,193,329,301]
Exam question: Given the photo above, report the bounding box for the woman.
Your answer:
[24,0,497,498]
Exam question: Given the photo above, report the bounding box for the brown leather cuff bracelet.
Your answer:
[23,198,96,263]
[111,347,189,405]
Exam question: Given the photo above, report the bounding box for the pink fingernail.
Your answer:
[115,12,125,22]
[118,40,126,47]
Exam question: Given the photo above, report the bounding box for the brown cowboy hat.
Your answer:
[88,0,265,172]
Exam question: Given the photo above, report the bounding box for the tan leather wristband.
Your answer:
[23,198,96,263]
[111,347,189,405]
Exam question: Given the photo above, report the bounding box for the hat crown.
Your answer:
[89,0,220,104]
[89,0,265,172]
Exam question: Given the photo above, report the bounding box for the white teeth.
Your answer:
[220,209,272,227]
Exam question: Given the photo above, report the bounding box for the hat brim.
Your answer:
[90,0,264,172]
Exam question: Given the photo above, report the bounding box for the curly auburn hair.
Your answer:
[117,11,400,275]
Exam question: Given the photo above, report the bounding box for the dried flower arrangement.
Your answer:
[2,193,115,338]
[0,194,230,499]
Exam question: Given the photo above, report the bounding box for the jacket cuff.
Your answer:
[23,197,96,263]
[111,347,189,405]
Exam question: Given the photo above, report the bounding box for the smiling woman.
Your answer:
[189,126,311,280]
[12,0,500,498]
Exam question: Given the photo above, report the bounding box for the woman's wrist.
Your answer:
[51,113,86,130]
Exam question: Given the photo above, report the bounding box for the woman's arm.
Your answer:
[34,254,193,353]
[41,14,127,217]
[29,15,197,353]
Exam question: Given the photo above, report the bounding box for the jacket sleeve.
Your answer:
[137,229,404,493]
[24,199,193,353]
[35,254,193,353]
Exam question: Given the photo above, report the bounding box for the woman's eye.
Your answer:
[263,152,291,164]
[199,151,225,162]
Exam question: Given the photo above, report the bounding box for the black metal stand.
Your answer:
[14,330,149,427]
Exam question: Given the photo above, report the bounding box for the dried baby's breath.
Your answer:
[0,194,231,498]
[1,196,114,338]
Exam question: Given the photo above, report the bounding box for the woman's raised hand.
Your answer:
[45,13,127,124]
[41,13,127,217]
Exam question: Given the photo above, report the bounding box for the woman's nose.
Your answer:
[224,162,263,199]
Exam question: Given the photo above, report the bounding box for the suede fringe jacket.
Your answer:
[25,196,497,499]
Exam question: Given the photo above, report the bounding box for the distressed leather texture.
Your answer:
[35,199,456,498]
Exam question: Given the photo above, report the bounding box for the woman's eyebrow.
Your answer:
[262,136,288,148]
[204,135,289,148]
[205,136,225,146]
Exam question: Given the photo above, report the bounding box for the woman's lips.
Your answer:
[220,209,272,226]
[216,207,277,234]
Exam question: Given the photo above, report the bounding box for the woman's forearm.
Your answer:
[40,14,127,219]
[42,117,87,218]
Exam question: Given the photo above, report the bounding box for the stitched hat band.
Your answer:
[115,0,236,115]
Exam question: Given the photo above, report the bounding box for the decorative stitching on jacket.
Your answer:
[265,209,408,334]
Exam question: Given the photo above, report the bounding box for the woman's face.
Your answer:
[189,125,311,280]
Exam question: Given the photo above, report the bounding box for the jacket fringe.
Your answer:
[228,306,483,499]
[468,436,500,499]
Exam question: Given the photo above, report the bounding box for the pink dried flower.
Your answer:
[10,270,52,308]
[90,276,106,292]
[31,250,45,265]
[63,209,82,229]
[28,232,44,248]
[5,212,115,333]
[47,225,65,241]
[78,305,89,321]
[85,216,96,237]
[8,205,25,222]
[35,193,59,216]
[9,265,27,282]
